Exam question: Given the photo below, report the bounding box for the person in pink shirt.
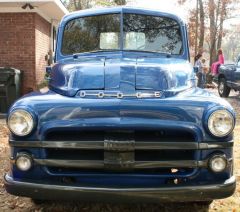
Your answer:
[211,49,224,75]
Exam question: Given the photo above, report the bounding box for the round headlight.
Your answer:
[208,155,228,173]
[208,109,234,137]
[16,153,33,171]
[8,109,34,136]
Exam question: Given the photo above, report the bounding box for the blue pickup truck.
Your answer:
[4,7,236,205]
[217,56,240,97]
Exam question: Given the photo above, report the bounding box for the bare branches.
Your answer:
[65,0,127,11]
[179,0,240,64]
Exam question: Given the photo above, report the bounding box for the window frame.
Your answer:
[122,13,184,55]
[58,11,187,59]
[61,13,121,55]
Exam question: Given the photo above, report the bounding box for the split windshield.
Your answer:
[61,13,183,55]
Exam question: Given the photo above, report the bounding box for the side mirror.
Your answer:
[193,66,199,73]
[46,66,52,74]
[45,66,52,81]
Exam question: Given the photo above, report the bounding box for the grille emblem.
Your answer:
[104,139,135,170]
[104,140,135,151]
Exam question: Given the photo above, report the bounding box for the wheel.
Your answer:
[218,78,231,97]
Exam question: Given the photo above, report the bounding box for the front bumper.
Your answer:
[4,174,236,202]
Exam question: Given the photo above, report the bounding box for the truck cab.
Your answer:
[4,7,236,204]
[217,55,240,97]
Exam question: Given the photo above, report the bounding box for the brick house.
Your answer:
[0,0,68,94]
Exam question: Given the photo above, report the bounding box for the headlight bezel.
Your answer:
[206,108,235,138]
[208,154,228,173]
[15,152,33,171]
[8,109,36,137]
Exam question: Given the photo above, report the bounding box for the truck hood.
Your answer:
[11,87,234,141]
[49,56,195,97]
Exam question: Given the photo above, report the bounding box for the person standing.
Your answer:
[201,58,208,86]
[211,49,225,76]
[194,53,204,88]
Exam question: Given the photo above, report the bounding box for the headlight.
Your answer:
[8,109,34,136]
[16,153,33,171]
[208,109,234,137]
[208,154,228,173]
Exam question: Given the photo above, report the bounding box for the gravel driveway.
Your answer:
[0,89,239,212]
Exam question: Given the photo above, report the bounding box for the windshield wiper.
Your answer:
[123,50,172,58]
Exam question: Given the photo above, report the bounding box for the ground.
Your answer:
[0,89,239,212]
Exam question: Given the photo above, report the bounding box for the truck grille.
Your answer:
[45,129,196,142]
[42,129,198,176]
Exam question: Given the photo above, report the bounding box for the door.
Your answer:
[234,57,240,88]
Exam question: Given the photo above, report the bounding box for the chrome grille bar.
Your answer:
[33,159,207,169]
[9,140,233,150]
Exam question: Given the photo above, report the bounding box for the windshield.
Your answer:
[61,13,183,55]
[123,14,183,54]
[62,14,121,55]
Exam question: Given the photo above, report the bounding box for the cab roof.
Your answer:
[59,6,185,27]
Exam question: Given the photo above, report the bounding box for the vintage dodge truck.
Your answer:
[4,7,236,204]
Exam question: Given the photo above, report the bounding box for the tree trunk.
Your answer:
[208,0,221,66]
[194,0,199,55]
[73,0,82,10]
[114,0,126,5]
[198,0,204,52]
[71,0,93,10]
[217,0,227,50]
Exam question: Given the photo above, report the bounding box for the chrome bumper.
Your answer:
[4,174,236,202]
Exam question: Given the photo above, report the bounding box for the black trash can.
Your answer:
[0,68,22,113]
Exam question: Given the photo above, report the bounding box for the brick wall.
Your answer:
[35,14,51,86]
[0,13,51,94]
[0,13,36,94]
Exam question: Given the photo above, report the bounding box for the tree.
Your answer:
[208,0,217,64]
[68,0,93,10]
[65,0,127,11]
[194,0,199,55]
[114,0,126,4]
[178,0,205,55]
[207,0,234,65]
[222,23,240,62]
[198,0,205,52]
[178,0,240,66]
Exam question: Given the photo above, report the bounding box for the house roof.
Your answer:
[0,0,68,22]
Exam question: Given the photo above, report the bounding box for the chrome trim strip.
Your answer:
[9,140,233,150]
[77,91,164,98]
[10,157,232,169]
[33,159,207,169]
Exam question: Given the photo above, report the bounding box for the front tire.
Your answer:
[218,78,230,97]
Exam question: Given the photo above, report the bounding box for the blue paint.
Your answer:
[217,56,240,93]
[5,7,236,201]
